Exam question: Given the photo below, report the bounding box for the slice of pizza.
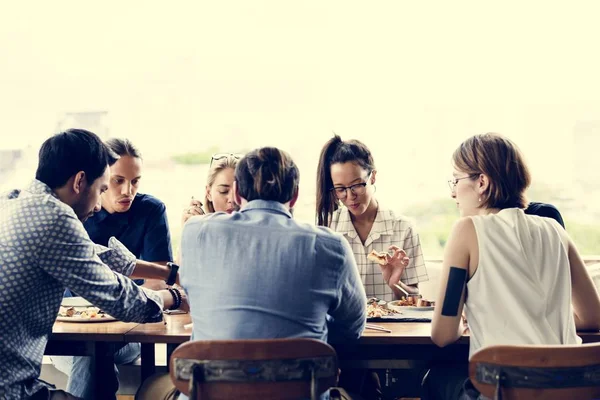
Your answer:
[367,250,388,265]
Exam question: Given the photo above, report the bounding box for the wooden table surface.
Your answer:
[124,314,192,343]
[51,314,600,345]
[51,320,140,342]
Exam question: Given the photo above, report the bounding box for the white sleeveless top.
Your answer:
[466,208,581,359]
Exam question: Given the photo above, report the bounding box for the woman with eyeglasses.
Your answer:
[181,153,241,225]
[424,133,600,400]
[316,135,429,302]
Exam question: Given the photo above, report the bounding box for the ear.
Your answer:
[478,174,490,195]
[370,169,377,185]
[232,181,243,206]
[72,171,86,195]
[289,188,300,209]
[205,185,212,202]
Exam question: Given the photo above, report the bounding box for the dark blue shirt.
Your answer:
[84,193,173,263]
[525,201,566,229]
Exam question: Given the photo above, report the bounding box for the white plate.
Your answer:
[61,297,93,307]
[56,314,117,323]
[387,301,434,312]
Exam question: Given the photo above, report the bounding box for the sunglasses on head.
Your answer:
[209,153,243,167]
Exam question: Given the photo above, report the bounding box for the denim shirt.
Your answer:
[0,180,163,399]
[180,200,366,343]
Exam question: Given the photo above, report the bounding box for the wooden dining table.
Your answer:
[48,314,600,398]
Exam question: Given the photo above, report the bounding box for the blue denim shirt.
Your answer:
[180,200,366,344]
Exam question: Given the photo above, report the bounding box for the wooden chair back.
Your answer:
[170,338,338,400]
[469,343,600,399]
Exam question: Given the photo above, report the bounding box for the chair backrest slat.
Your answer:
[170,338,338,400]
[469,343,600,400]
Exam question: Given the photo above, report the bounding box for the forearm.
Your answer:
[130,260,170,281]
[392,282,419,299]
[158,289,175,310]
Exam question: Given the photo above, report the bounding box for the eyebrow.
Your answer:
[333,177,366,187]
[216,184,231,188]
[113,175,142,180]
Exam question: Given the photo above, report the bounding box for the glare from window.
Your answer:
[1,2,599,258]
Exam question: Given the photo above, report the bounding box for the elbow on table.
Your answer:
[431,331,456,348]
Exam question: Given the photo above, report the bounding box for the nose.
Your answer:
[94,198,102,212]
[121,182,133,196]
[227,191,234,204]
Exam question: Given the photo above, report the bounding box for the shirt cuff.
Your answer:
[141,287,165,323]
[94,237,137,276]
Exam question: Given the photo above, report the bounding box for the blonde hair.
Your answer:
[205,155,239,213]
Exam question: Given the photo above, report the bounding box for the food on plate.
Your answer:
[58,306,108,319]
[392,296,435,308]
[418,298,435,307]
[367,250,388,265]
[366,297,400,318]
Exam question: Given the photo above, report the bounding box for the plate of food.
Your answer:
[366,298,401,320]
[57,306,116,322]
[388,297,435,312]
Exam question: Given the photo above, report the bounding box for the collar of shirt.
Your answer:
[26,179,60,200]
[336,204,396,244]
[240,199,293,219]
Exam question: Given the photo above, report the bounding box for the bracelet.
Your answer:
[167,287,182,310]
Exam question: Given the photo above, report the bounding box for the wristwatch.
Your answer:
[166,262,179,286]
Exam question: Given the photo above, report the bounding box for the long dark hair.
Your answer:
[235,147,299,204]
[316,135,375,226]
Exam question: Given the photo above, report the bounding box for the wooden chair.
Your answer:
[469,343,600,399]
[169,338,339,400]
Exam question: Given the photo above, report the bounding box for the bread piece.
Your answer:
[367,250,388,265]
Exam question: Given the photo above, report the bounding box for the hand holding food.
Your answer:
[182,197,205,225]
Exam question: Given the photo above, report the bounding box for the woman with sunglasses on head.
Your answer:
[425,133,600,400]
[181,153,241,225]
[316,135,429,302]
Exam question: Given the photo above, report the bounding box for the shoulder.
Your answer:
[132,193,167,214]
[380,207,417,234]
[525,202,565,227]
[329,207,344,228]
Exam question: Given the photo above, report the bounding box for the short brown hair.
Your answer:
[235,147,299,204]
[452,133,531,209]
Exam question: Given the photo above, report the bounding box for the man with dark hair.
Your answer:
[54,137,174,399]
[0,129,185,400]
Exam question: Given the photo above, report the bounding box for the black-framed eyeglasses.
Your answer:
[331,174,372,199]
[210,153,243,167]
[447,174,478,192]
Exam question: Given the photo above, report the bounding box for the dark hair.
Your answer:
[35,129,118,189]
[316,135,375,226]
[105,138,142,159]
[452,133,531,209]
[235,147,299,204]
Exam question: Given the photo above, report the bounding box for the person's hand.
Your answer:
[380,245,410,289]
[182,197,205,225]
[177,288,190,313]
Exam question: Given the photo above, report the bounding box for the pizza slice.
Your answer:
[367,250,388,265]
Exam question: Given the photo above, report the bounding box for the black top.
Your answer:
[524,202,565,229]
